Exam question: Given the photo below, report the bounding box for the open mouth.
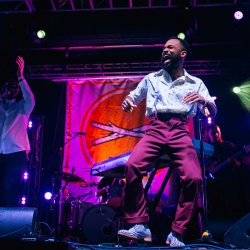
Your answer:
[163,54,171,63]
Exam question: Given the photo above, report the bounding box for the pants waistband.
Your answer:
[150,112,187,121]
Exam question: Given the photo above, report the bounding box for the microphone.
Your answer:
[74,132,86,135]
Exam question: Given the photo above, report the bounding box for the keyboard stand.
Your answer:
[144,165,174,212]
[143,163,174,243]
[144,159,173,211]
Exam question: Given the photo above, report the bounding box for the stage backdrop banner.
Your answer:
[63,77,194,207]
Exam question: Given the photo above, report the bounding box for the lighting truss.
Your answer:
[25,59,250,80]
[0,0,248,14]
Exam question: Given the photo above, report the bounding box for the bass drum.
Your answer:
[78,204,119,244]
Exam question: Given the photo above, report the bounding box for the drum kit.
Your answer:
[60,173,125,244]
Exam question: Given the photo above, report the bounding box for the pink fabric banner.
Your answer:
[63,77,194,211]
[63,78,148,204]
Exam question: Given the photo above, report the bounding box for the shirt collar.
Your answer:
[183,70,196,83]
[155,69,196,84]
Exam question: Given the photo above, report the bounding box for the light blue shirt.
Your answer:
[128,69,217,118]
[0,78,35,154]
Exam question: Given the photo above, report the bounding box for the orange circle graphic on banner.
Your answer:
[79,88,149,167]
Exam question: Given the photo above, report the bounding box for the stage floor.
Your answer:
[0,238,246,250]
[1,214,249,250]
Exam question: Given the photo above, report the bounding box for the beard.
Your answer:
[161,55,180,71]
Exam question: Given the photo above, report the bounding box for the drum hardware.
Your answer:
[75,190,93,199]
[62,172,86,183]
[65,193,75,203]
[55,133,85,236]
[96,187,109,204]
[62,190,94,232]
[78,204,120,244]
[96,177,125,208]
[107,178,125,208]
[96,187,107,197]
[80,181,98,187]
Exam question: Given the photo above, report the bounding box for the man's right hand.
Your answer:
[16,56,25,79]
[121,96,137,112]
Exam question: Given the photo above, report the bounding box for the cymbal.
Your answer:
[62,172,86,183]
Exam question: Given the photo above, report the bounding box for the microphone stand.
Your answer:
[197,109,210,239]
[195,110,229,248]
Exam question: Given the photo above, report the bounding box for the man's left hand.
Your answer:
[183,92,205,105]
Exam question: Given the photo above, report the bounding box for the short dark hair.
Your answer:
[167,36,190,55]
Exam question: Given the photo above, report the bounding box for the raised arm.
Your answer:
[16,56,35,114]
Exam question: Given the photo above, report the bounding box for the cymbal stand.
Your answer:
[56,134,79,237]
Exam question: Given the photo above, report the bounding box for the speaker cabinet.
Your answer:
[0,207,38,240]
[224,213,250,249]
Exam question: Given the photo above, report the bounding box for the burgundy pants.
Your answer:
[123,114,203,236]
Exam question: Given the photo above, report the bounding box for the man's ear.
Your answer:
[181,50,187,58]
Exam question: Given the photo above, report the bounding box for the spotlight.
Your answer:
[177,32,186,40]
[234,10,243,20]
[36,29,46,39]
[233,86,241,94]
[30,28,47,44]
[44,192,52,200]
[22,171,29,181]
[20,196,27,205]
[207,116,212,125]
[232,79,250,112]
[28,120,33,128]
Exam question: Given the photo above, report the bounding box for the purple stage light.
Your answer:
[22,171,29,181]
[21,196,27,205]
[28,120,33,128]
[207,117,212,124]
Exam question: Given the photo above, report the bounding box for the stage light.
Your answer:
[28,120,33,128]
[177,0,197,41]
[20,196,27,205]
[36,29,46,39]
[177,32,186,40]
[234,10,243,20]
[207,116,212,125]
[233,86,241,94]
[233,79,250,112]
[44,192,52,200]
[30,28,47,44]
[22,171,29,181]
